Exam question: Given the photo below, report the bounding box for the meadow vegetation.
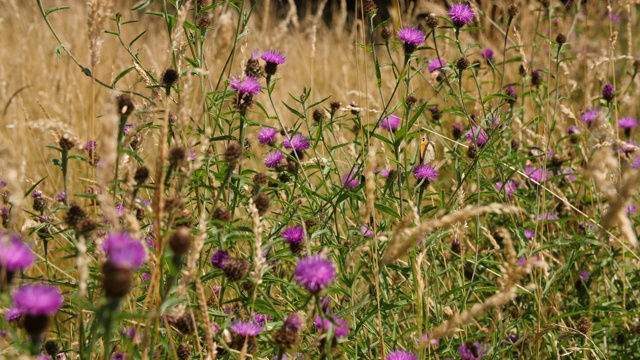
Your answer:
[1,0,640,359]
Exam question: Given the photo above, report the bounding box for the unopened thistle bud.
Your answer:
[556,33,566,46]
[381,27,392,40]
[508,4,519,19]
[456,57,469,71]
[168,146,186,168]
[161,68,179,94]
[425,13,438,28]
[313,108,326,122]
[253,194,270,215]
[330,101,341,115]
[225,141,243,166]
[117,94,135,118]
[169,227,192,256]
[134,166,149,184]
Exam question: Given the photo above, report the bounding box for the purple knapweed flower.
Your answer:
[379,168,391,178]
[579,271,590,281]
[31,190,42,199]
[381,114,401,131]
[141,273,151,282]
[13,284,63,316]
[84,140,97,151]
[294,254,336,293]
[4,307,23,322]
[261,50,286,76]
[314,315,349,337]
[258,127,278,146]
[459,342,489,360]
[253,313,272,325]
[633,156,640,169]
[0,232,35,272]
[428,58,447,73]
[419,333,441,349]
[481,48,494,62]
[580,109,599,126]
[283,134,310,152]
[281,226,304,244]
[264,150,285,168]
[620,141,638,154]
[467,126,488,146]
[626,204,637,214]
[398,27,425,54]
[210,249,230,269]
[284,313,302,330]
[387,351,418,360]
[103,233,147,270]
[342,168,361,190]
[55,191,66,203]
[413,165,438,181]
[538,212,558,221]
[525,166,552,183]
[230,320,263,336]
[602,83,615,101]
[559,168,577,181]
[524,229,534,239]
[567,126,579,135]
[230,76,261,96]
[619,117,638,129]
[38,355,52,360]
[505,86,517,104]
[495,180,516,199]
[360,225,374,237]
[448,3,475,27]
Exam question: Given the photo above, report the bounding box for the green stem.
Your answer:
[113,116,127,199]
[61,149,69,206]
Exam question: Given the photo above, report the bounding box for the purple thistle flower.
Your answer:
[459,342,489,360]
[620,141,638,154]
[413,165,438,181]
[428,58,447,73]
[230,76,261,96]
[602,83,615,102]
[12,284,63,316]
[619,117,638,129]
[283,134,310,152]
[258,127,278,145]
[261,50,286,65]
[294,254,336,293]
[281,226,304,244]
[379,168,391,178]
[505,86,517,104]
[230,320,263,336]
[210,249,230,269]
[495,180,516,199]
[4,307,23,322]
[0,232,35,272]
[481,48,494,62]
[380,114,401,131]
[398,27,425,55]
[31,190,42,199]
[524,229,534,239]
[448,3,475,27]
[284,313,302,330]
[525,166,552,183]
[261,50,286,76]
[84,140,97,151]
[467,126,488,146]
[314,315,349,337]
[579,271,590,281]
[559,168,577,181]
[538,212,558,221]
[141,273,151,282]
[387,351,419,360]
[38,355,52,360]
[567,126,579,135]
[103,233,147,270]
[360,225,374,237]
[55,191,66,203]
[264,150,285,168]
[626,204,637,214]
[342,168,361,190]
[633,156,640,169]
[253,313,271,325]
[580,109,599,126]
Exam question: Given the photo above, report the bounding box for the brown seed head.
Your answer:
[253,194,270,215]
[168,146,186,168]
[169,227,193,256]
[426,13,438,28]
[313,108,326,122]
[508,4,519,18]
[456,57,469,71]
[381,27,392,40]
[225,141,243,166]
[161,68,179,88]
[117,94,135,117]
[212,206,232,222]
[253,172,268,187]
[134,166,149,184]
[556,33,567,45]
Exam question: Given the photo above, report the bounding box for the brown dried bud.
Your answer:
[508,4,519,18]
[406,95,418,108]
[253,172,268,187]
[177,343,192,360]
[363,0,377,14]
[59,134,76,151]
[103,261,133,299]
[225,141,243,166]
[511,138,520,150]
[330,101,341,114]
[467,144,477,159]
[134,166,149,184]
[197,16,211,30]
[168,146,186,168]
[223,257,249,282]
[117,94,135,118]
[212,206,232,222]
[381,27,392,40]
[244,57,263,78]
[456,57,469,71]
[161,68,179,88]
[425,13,438,28]
[172,311,196,335]
[556,33,566,45]
[77,218,97,236]
[576,317,592,335]
[313,108,326,122]
[169,227,192,256]
[253,194,270,215]
[65,204,86,227]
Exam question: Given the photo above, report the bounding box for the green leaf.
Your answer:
[128,30,147,47]
[132,0,154,11]
[112,66,135,87]
[375,203,400,219]
[24,176,48,198]
[45,6,70,16]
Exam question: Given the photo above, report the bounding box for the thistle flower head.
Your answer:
[258,127,278,145]
[459,342,489,360]
[264,150,285,168]
[342,168,361,190]
[283,134,310,152]
[381,114,401,131]
[294,254,336,293]
[481,48,494,62]
[448,3,475,27]
[602,83,615,102]
[428,58,446,73]
[230,320,263,337]
[619,117,638,129]
[0,232,35,272]
[413,165,438,181]
[261,50,286,65]
[210,250,230,269]
[12,284,63,316]
[230,76,261,96]
[467,126,489,146]
[397,27,425,47]
[580,109,599,125]
[103,233,147,270]
[314,315,349,337]
[281,226,304,244]
[387,351,419,360]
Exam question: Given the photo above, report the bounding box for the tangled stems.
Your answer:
[60,148,69,206]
